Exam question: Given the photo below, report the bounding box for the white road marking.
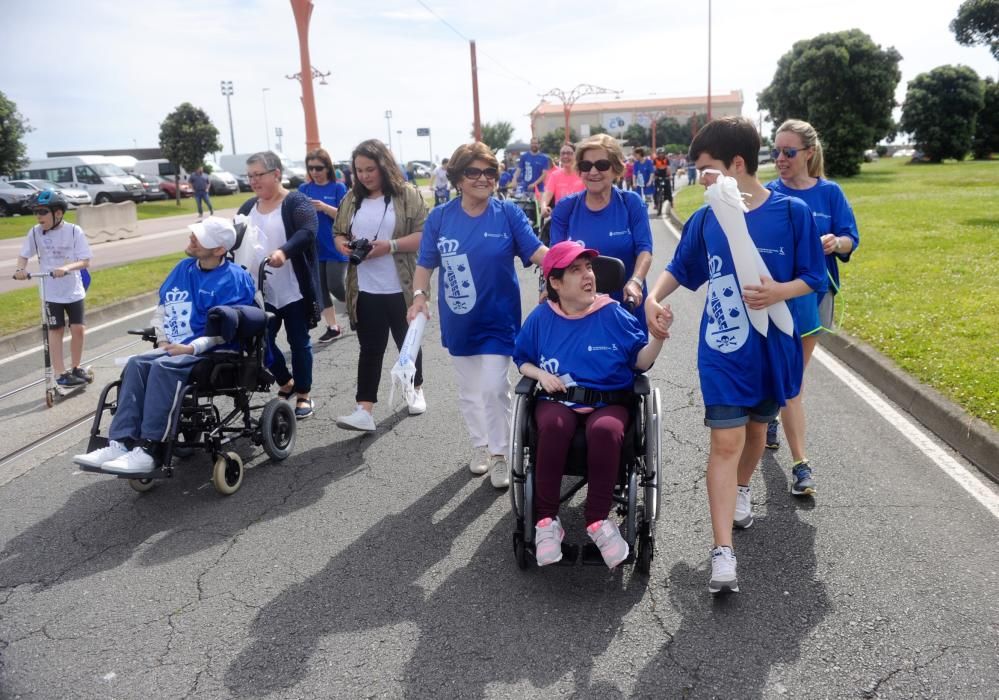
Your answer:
[661,215,999,520]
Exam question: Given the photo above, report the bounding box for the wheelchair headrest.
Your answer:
[205,305,268,342]
[591,256,626,295]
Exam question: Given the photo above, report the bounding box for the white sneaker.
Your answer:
[489,454,509,489]
[734,485,753,529]
[469,447,489,475]
[336,405,376,432]
[587,519,629,569]
[73,440,127,468]
[407,387,427,416]
[102,446,155,474]
[708,546,739,594]
[534,517,565,566]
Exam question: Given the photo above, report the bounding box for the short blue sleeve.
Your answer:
[789,199,827,293]
[417,206,443,269]
[666,207,710,291]
[623,190,653,254]
[549,195,575,245]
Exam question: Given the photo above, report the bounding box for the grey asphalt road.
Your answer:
[0,215,996,699]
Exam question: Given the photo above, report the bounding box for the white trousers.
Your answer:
[451,354,512,457]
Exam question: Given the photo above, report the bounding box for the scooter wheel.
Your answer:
[45,389,55,408]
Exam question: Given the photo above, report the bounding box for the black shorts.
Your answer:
[44,299,85,328]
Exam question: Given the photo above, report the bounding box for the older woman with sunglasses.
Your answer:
[299,147,349,343]
[408,142,547,489]
[333,139,429,432]
[763,119,859,497]
[549,134,654,333]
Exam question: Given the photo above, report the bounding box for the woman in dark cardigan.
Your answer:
[237,151,322,419]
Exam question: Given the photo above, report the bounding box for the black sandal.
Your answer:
[278,383,295,400]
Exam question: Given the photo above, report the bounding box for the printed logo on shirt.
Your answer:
[163,287,193,343]
[539,355,560,375]
[483,231,510,239]
[757,246,786,256]
[587,343,619,352]
[608,229,631,237]
[704,255,748,354]
[438,237,477,315]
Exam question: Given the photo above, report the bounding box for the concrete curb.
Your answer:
[0,291,158,357]
[663,205,998,484]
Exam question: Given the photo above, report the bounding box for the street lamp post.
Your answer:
[288,0,325,152]
[538,84,621,144]
[220,80,236,154]
[707,0,713,121]
[638,110,668,153]
[275,127,283,153]
[262,87,271,150]
[397,130,403,163]
[385,110,393,153]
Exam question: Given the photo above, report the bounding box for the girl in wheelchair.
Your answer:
[513,242,671,568]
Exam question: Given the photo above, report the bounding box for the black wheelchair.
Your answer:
[510,192,543,236]
[79,303,296,496]
[509,256,664,572]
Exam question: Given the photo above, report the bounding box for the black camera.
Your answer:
[347,238,373,265]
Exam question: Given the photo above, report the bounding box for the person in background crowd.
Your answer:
[189,166,214,220]
[511,137,550,196]
[432,158,451,206]
[632,147,655,205]
[299,147,349,344]
[540,142,585,219]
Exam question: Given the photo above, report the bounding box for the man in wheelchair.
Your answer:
[74,217,256,474]
[512,242,671,568]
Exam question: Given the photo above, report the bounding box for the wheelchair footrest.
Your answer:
[77,464,169,480]
[580,542,635,567]
[527,541,580,566]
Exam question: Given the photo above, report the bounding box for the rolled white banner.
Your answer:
[389,313,427,407]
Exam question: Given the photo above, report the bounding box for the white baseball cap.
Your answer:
[188,216,237,251]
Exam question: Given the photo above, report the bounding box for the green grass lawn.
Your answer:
[0,192,254,240]
[671,158,999,430]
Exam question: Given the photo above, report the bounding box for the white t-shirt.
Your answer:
[432,167,449,189]
[19,223,92,303]
[249,205,303,309]
[353,196,401,294]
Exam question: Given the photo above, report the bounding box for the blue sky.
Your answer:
[2,0,995,165]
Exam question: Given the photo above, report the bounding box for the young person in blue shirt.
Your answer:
[73,217,256,474]
[299,147,349,344]
[549,133,654,335]
[409,142,547,489]
[511,137,551,195]
[762,119,859,495]
[645,117,826,594]
[631,146,655,203]
[514,241,669,569]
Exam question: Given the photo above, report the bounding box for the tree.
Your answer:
[653,117,690,149]
[159,102,222,203]
[622,123,649,148]
[900,65,984,162]
[0,90,32,178]
[539,127,578,154]
[972,77,999,159]
[477,121,514,152]
[758,29,901,177]
[951,0,999,60]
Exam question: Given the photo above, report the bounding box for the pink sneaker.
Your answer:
[534,517,564,566]
[587,519,629,569]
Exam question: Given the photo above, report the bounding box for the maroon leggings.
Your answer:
[534,400,629,525]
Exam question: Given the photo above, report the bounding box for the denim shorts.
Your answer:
[704,399,780,428]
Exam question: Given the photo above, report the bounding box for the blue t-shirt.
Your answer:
[667,191,826,407]
[518,152,550,189]
[499,171,514,189]
[766,178,859,293]
[633,159,655,194]
[418,197,543,357]
[513,300,647,395]
[299,180,348,262]
[158,258,257,350]
[550,188,654,332]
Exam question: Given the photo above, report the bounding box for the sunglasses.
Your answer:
[771,146,808,160]
[307,164,327,172]
[463,167,498,180]
[578,159,613,173]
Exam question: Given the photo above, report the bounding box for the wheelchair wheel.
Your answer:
[173,430,200,459]
[212,451,243,495]
[644,388,662,523]
[634,514,654,575]
[512,531,529,570]
[260,398,296,461]
[128,478,156,493]
[625,467,639,547]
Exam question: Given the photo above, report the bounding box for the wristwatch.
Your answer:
[413,289,427,298]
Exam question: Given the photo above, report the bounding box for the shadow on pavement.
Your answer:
[224,468,648,697]
[629,452,830,697]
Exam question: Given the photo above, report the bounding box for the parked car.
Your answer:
[205,169,239,196]
[863,149,880,163]
[7,179,93,207]
[406,161,432,178]
[132,173,168,201]
[234,173,253,192]
[758,147,773,165]
[0,182,33,216]
[155,175,193,198]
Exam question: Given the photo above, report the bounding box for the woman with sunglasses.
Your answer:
[299,148,349,343]
[549,134,654,334]
[763,119,859,496]
[236,151,322,420]
[333,139,429,432]
[408,142,547,489]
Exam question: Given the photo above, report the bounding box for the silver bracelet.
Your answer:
[390,239,399,254]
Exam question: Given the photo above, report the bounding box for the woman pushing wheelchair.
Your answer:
[512,241,671,568]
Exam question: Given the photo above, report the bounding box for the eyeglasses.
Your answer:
[247,169,277,180]
[578,159,613,173]
[33,209,51,216]
[307,165,327,172]
[771,147,808,160]
[463,167,498,180]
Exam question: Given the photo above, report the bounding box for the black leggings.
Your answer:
[355,291,424,404]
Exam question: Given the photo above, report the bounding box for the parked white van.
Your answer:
[134,158,185,180]
[16,156,144,204]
